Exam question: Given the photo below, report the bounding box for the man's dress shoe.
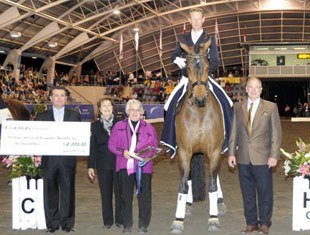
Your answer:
[45,227,59,233]
[258,225,269,234]
[240,225,259,234]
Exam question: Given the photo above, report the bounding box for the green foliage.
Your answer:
[1,155,43,179]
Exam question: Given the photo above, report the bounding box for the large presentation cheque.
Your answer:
[0,120,91,156]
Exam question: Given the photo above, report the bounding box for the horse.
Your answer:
[170,39,227,233]
[3,98,30,120]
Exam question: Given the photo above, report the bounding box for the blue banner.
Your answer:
[115,104,164,119]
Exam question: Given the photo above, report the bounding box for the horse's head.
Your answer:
[180,39,212,107]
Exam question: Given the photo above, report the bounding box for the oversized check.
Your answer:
[0,120,91,156]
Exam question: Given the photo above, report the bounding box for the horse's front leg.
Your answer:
[207,174,221,231]
[171,150,190,233]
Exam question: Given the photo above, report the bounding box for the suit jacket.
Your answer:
[228,99,282,165]
[36,107,81,168]
[171,31,219,73]
[88,117,116,170]
[108,118,158,174]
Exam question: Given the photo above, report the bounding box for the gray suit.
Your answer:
[228,98,282,228]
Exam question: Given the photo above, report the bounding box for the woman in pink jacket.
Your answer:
[108,99,158,234]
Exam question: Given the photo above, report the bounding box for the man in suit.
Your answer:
[228,77,282,234]
[36,86,81,233]
[160,7,233,157]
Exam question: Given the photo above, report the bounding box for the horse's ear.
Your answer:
[179,42,190,54]
[202,38,212,54]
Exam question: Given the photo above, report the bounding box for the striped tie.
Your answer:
[247,103,253,135]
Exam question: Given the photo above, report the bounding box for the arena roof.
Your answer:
[0,0,310,75]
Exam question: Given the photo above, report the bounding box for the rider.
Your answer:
[161,7,233,157]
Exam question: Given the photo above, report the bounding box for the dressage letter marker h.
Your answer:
[292,176,310,231]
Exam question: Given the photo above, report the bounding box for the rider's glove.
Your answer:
[173,57,186,69]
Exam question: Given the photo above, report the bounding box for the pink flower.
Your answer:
[1,156,17,167]
[32,155,42,167]
[298,142,306,151]
[297,164,310,177]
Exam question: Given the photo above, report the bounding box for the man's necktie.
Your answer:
[247,103,253,135]
[56,111,62,122]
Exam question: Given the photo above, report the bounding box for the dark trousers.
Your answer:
[43,160,76,230]
[238,164,273,227]
[118,169,152,229]
[97,168,122,226]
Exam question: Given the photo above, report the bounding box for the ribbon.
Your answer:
[136,160,148,196]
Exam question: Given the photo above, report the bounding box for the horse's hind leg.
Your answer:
[185,179,193,216]
[216,176,227,217]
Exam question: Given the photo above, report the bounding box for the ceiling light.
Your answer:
[10,31,21,38]
[48,41,58,48]
[294,47,306,50]
[113,9,120,15]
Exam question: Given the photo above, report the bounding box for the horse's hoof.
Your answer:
[218,202,227,217]
[185,204,192,216]
[207,218,221,232]
[170,220,184,233]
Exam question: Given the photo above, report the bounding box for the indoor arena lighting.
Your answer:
[113,8,120,15]
[10,31,21,38]
[48,41,58,48]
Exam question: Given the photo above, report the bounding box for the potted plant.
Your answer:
[2,155,43,179]
[1,155,46,230]
[280,138,310,178]
[280,138,310,231]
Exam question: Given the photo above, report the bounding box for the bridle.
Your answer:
[186,53,210,107]
[187,53,209,89]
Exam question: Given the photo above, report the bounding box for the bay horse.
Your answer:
[170,39,226,233]
[3,98,30,120]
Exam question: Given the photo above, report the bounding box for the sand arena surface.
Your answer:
[0,120,309,235]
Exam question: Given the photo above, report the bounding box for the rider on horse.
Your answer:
[160,7,233,157]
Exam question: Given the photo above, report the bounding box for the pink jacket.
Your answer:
[108,118,158,173]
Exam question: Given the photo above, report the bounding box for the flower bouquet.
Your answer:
[1,155,43,179]
[280,138,310,178]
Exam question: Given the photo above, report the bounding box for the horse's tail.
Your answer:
[191,153,206,202]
